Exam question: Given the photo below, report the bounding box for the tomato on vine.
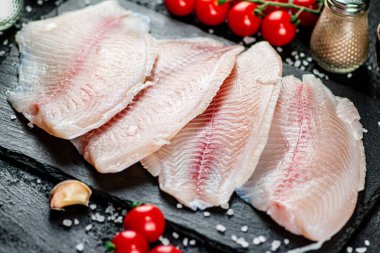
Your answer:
[195,0,230,26]
[109,230,149,253]
[227,2,262,36]
[292,0,320,26]
[165,0,195,16]
[261,10,297,46]
[150,245,182,253]
[123,204,166,242]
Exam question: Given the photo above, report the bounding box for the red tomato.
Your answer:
[112,230,149,253]
[261,10,296,46]
[227,2,261,37]
[165,0,195,16]
[124,204,166,242]
[195,0,230,26]
[263,0,289,14]
[292,0,319,26]
[150,245,182,253]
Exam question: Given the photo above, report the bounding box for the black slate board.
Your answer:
[1,0,380,252]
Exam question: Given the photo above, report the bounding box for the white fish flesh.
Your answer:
[8,0,157,139]
[237,75,366,241]
[73,38,244,173]
[142,42,283,210]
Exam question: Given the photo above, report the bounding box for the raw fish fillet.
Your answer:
[237,75,366,241]
[142,42,282,210]
[73,38,244,173]
[8,1,157,139]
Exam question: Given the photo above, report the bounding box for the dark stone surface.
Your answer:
[0,1,380,253]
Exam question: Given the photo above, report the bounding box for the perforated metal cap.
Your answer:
[327,0,370,15]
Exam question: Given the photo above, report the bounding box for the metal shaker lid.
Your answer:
[327,0,370,15]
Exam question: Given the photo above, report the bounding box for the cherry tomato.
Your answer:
[165,0,195,16]
[150,245,182,253]
[195,0,230,26]
[112,230,149,253]
[292,0,319,26]
[124,204,166,242]
[227,2,261,37]
[263,0,289,14]
[261,10,296,46]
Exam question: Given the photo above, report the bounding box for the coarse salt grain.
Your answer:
[27,122,34,128]
[36,179,41,184]
[26,5,32,12]
[10,115,16,120]
[243,36,256,44]
[226,209,234,216]
[276,47,283,53]
[95,213,105,223]
[0,51,5,56]
[347,73,353,78]
[189,239,196,246]
[176,203,183,209]
[203,211,210,217]
[271,240,281,251]
[231,235,238,241]
[355,247,367,253]
[114,216,123,223]
[76,242,84,252]
[363,128,368,133]
[284,239,289,245]
[37,0,43,5]
[216,224,226,233]
[85,224,92,231]
[236,237,249,248]
[208,29,214,34]
[220,203,229,209]
[364,240,370,246]
[241,226,248,232]
[74,219,79,225]
[89,204,97,210]
[258,235,266,242]
[378,122,380,127]
[172,232,179,239]
[183,237,189,247]
[253,237,262,245]
[300,53,305,57]
[161,237,170,246]
[62,219,72,227]
[105,205,115,214]
[346,247,353,253]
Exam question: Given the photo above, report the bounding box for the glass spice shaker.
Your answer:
[310,0,369,74]
[0,0,23,31]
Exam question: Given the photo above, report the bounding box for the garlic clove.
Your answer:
[50,180,92,210]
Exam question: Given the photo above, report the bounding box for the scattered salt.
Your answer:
[307,57,313,62]
[300,53,305,57]
[378,122,380,127]
[62,219,72,227]
[160,237,170,246]
[10,115,16,120]
[347,73,353,79]
[363,128,368,133]
[85,224,92,231]
[36,179,41,184]
[189,239,196,246]
[216,224,226,233]
[0,51,5,57]
[203,211,210,217]
[105,205,115,214]
[176,203,183,209]
[271,240,281,251]
[183,237,189,247]
[208,29,214,34]
[253,237,262,245]
[284,239,290,245]
[346,246,353,253]
[258,235,266,242]
[226,209,234,216]
[220,203,229,209]
[114,216,123,223]
[236,237,249,248]
[89,204,97,210]
[231,235,238,241]
[121,209,127,216]
[76,242,84,252]
[95,213,105,223]
[291,51,297,56]
[300,66,306,71]
[276,47,283,53]
[355,247,367,253]
[294,60,301,68]
[241,225,248,232]
[27,122,34,128]
[172,232,179,239]
[37,0,43,5]
[364,240,370,246]
[74,219,79,225]
[25,5,32,13]
[367,65,372,70]
[243,36,256,44]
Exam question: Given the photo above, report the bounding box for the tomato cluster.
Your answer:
[108,204,181,253]
[164,0,321,46]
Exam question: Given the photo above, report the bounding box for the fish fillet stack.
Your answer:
[8,0,366,242]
